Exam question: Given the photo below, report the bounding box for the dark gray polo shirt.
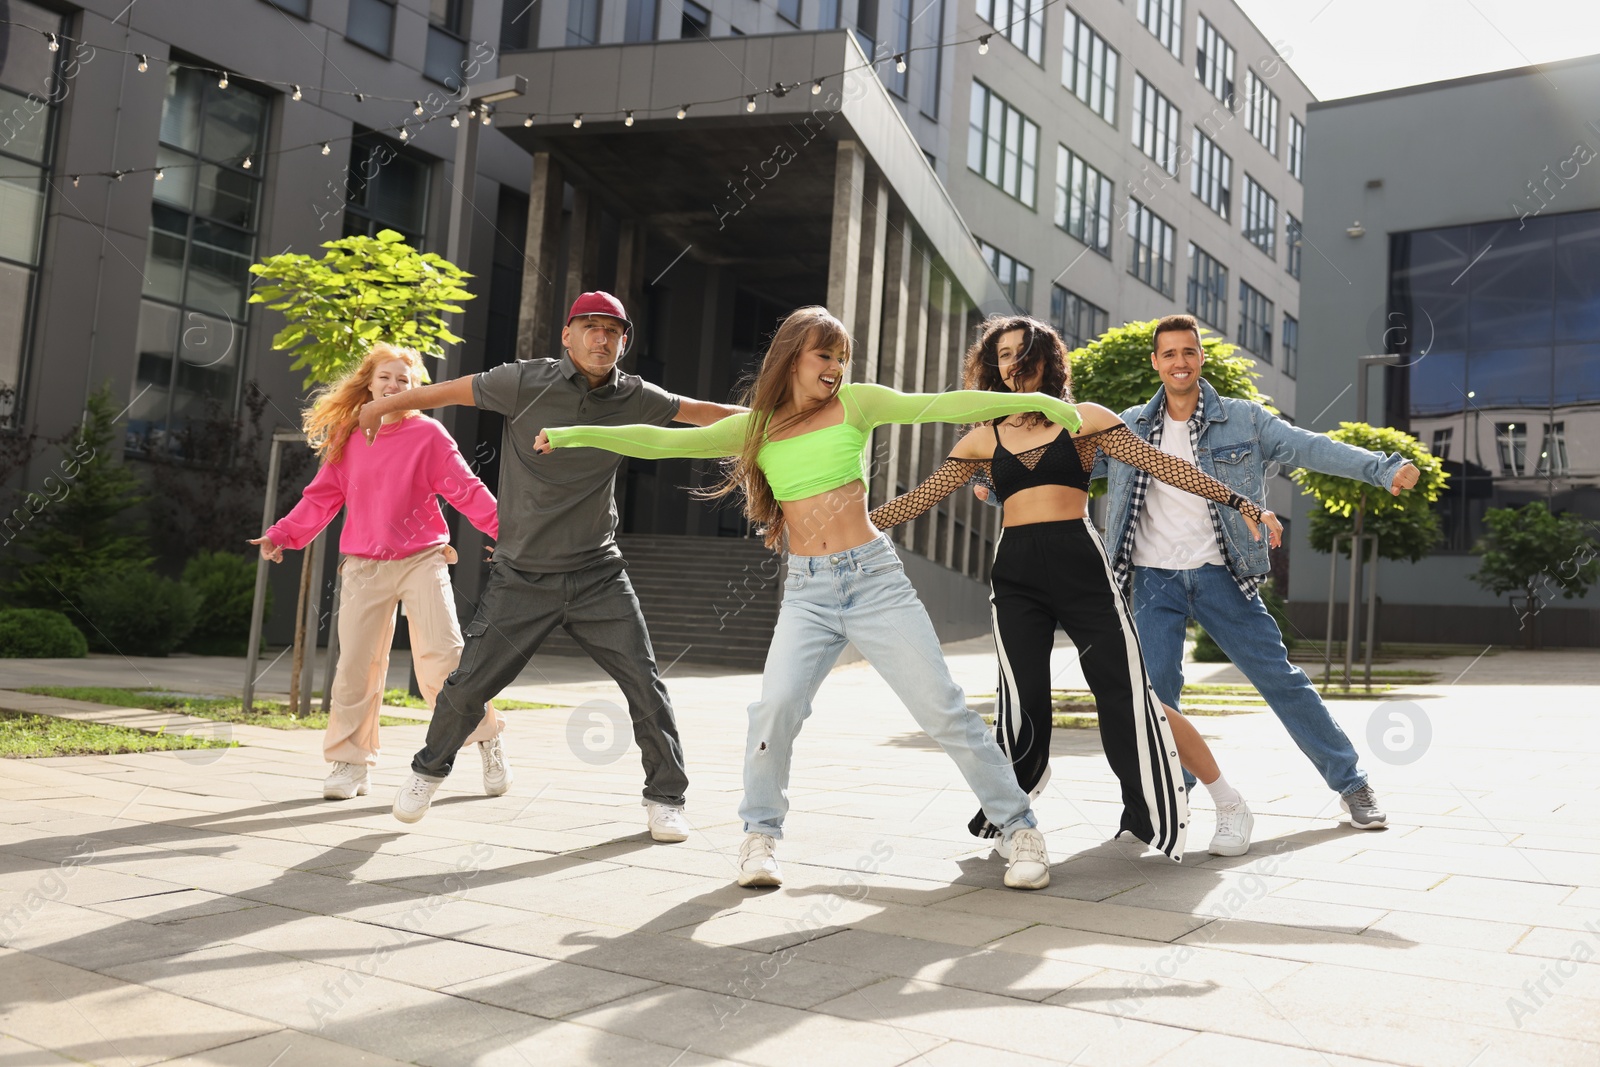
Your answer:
[473,354,681,573]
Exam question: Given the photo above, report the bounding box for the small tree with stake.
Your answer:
[1291,423,1449,566]
[1472,501,1599,649]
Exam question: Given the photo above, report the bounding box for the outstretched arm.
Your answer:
[847,382,1082,433]
[869,457,989,530]
[538,412,750,460]
[357,377,476,441]
[676,398,748,426]
[1080,425,1282,546]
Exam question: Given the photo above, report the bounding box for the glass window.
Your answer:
[1430,427,1453,461]
[886,0,912,96]
[1136,0,1182,59]
[1288,116,1305,181]
[968,81,1038,208]
[1282,312,1298,378]
[1236,279,1273,360]
[1244,69,1279,155]
[918,0,945,118]
[343,131,431,245]
[568,0,603,43]
[1051,286,1108,350]
[501,0,535,48]
[1535,422,1569,476]
[1190,128,1231,219]
[624,0,658,39]
[1131,74,1180,176]
[347,0,396,55]
[978,240,1033,311]
[425,24,470,87]
[778,0,801,24]
[1186,243,1227,332]
[1054,146,1113,256]
[681,0,709,37]
[1242,175,1277,258]
[976,0,1045,65]
[131,65,267,454]
[1061,9,1117,126]
[430,0,467,33]
[1495,421,1529,476]
[855,0,877,53]
[818,0,840,28]
[264,0,311,15]
[1127,199,1175,298]
[1195,15,1234,103]
[1285,214,1302,279]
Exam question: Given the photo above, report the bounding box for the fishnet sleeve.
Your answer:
[869,457,989,530]
[1076,426,1265,522]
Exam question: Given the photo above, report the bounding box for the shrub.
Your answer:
[0,609,88,658]
[183,551,269,655]
[77,569,199,657]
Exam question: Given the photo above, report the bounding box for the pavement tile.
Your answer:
[441,958,661,1017]
[148,1029,416,1066]
[788,928,1102,1001]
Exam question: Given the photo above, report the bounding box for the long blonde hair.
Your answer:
[302,343,428,463]
[700,306,853,550]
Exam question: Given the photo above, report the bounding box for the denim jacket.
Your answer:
[1094,379,1409,580]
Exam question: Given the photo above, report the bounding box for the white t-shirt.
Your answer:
[1130,413,1226,570]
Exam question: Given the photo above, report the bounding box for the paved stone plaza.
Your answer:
[1,639,1597,1066]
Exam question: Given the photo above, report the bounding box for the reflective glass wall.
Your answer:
[1387,208,1600,550]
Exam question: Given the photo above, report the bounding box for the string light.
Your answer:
[71,175,79,187]
[812,79,823,95]
[773,82,790,98]
[218,71,229,88]
[45,32,58,51]
[894,53,906,73]
[154,168,164,181]
[399,127,409,140]
[291,84,302,101]
[413,100,424,115]
[355,92,365,103]
[978,34,991,54]
[450,112,461,128]
[320,141,331,155]
[676,104,689,119]
[113,170,124,181]
[241,155,253,169]
[480,106,492,125]
[572,114,583,128]
[136,54,148,73]
[624,110,634,126]
[523,115,534,127]
[745,94,757,112]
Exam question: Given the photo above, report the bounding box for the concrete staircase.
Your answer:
[538,534,782,670]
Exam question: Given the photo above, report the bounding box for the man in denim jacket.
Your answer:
[1096,315,1419,842]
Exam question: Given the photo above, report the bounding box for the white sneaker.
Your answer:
[322,761,369,800]
[1209,801,1254,857]
[646,802,690,843]
[1002,827,1050,890]
[737,833,782,887]
[478,736,512,797]
[392,772,441,824]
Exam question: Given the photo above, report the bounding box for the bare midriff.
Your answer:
[997,485,1090,527]
[784,481,878,556]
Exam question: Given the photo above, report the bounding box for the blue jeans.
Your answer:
[1132,564,1368,796]
[740,535,1037,840]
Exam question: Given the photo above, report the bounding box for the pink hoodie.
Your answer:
[267,415,498,559]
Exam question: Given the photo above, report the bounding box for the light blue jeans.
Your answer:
[740,535,1037,840]
[1133,564,1368,796]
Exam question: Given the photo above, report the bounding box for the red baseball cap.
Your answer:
[565,291,633,335]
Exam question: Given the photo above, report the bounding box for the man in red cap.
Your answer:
[356,292,744,838]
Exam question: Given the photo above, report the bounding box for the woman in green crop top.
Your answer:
[538,306,1073,892]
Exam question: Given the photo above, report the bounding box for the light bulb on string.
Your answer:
[812,79,823,95]
[320,141,331,155]
[155,168,165,181]
[523,115,534,127]
[480,106,492,125]
[218,71,229,88]
[46,33,59,52]
[624,110,634,126]
[355,92,365,103]
[241,155,253,170]
[291,84,302,101]
[572,114,583,128]
[113,171,124,182]
[136,54,148,73]
[978,34,991,54]
[450,112,461,128]
[745,95,757,112]
[71,175,79,187]
[413,100,425,116]
[399,127,409,140]
[773,82,790,98]
[677,104,689,119]
[894,53,906,73]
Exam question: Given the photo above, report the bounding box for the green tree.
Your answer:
[4,384,152,614]
[249,228,474,388]
[1290,423,1447,563]
[1472,501,1599,649]
[1068,319,1273,416]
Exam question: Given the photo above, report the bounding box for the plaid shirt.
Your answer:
[1109,390,1264,601]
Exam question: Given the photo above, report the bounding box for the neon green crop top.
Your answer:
[545,382,1081,502]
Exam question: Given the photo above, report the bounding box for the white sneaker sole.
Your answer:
[1003,864,1049,890]
[483,775,511,798]
[650,826,689,843]
[737,867,782,888]
[1209,812,1254,857]
[1340,801,1387,830]
[323,781,368,800]
[392,800,430,824]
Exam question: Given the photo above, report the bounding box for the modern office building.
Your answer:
[1289,54,1600,646]
[2,0,1317,660]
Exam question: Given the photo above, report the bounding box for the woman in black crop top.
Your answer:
[871,316,1280,862]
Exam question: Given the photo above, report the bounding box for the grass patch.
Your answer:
[15,686,410,731]
[1289,642,1494,664]
[0,709,236,759]
[377,688,553,711]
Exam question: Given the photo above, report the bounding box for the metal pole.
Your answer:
[301,529,328,712]
[321,567,342,715]
[288,535,314,716]
[1363,534,1380,690]
[1343,504,1365,688]
[244,433,292,712]
[1322,533,1342,690]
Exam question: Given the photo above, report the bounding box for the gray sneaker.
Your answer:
[1340,785,1387,829]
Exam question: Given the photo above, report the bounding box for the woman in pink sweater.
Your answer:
[250,344,509,801]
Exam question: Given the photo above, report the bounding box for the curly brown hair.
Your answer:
[961,315,1073,426]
